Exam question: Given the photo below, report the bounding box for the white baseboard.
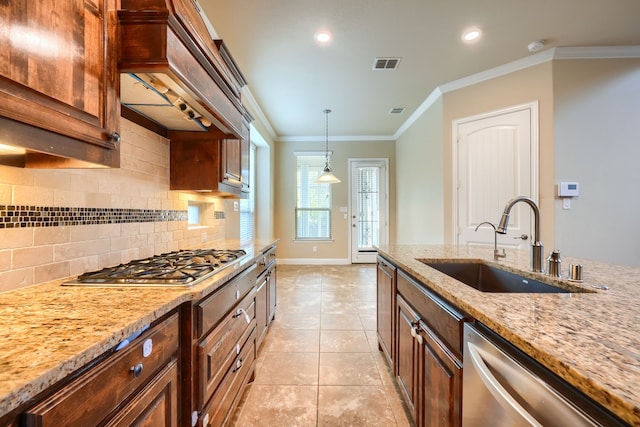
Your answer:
[277,258,351,265]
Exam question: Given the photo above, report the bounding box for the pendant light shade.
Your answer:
[317,109,341,184]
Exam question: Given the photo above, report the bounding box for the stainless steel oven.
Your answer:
[462,323,625,427]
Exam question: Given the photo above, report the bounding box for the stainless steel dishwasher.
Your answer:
[463,323,627,427]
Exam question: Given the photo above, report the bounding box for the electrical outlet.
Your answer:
[312,246,317,252]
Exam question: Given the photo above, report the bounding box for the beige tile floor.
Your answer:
[230,264,412,427]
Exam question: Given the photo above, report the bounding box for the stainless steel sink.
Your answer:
[419,261,591,293]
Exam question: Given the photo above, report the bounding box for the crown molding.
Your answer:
[395,45,640,140]
[552,45,640,59]
[240,86,277,141]
[394,87,443,140]
[245,46,640,143]
[277,135,396,143]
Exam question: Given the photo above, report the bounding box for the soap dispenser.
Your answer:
[546,250,562,278]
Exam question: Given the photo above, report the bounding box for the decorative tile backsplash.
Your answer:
[0,205,188,229]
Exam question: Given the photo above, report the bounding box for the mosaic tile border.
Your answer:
[0,205,188,229]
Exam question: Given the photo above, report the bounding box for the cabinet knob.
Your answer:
[130,363,144,378]
[109,132,121,144]
[232,358,243,373]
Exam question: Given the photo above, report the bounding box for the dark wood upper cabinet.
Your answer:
[221,138,242,188]
[0,0,121,168]
[169,127,247,197]
[118,0,252,139]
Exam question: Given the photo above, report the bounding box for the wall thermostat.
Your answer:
[558,182,579,197]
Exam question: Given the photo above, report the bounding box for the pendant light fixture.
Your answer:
[317,108,341,184]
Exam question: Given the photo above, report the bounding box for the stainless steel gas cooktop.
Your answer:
[64,249,246,287]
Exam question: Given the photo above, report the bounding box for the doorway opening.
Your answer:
[349,159,389,263]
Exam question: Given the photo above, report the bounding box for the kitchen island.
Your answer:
[376,244,640,426]
[0,239,277,425]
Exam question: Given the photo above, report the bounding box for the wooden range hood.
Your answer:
[118,0,251,139]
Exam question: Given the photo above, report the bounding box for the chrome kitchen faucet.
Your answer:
[496,196,544,273]
[474,221,506,261]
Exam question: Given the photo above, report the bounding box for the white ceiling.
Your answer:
[199,0,640,140]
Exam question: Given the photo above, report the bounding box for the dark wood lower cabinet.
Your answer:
[396,294,463,427]
[12,248,279,427]
[390,267,466,427]
[256,245,277,352]
[377,256,396,368]
[255,273,268,350]
[418,322,462,427]
[396,295,420,420]
[105,359,179,427]
[23,312,180,427]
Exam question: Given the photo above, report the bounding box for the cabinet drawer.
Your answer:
[200,328,256,427]
[397,270,467,359]
[197,264,256,338]
[197,288,256,409]
[23,313,180,427]
[104,358,179,427]
[257,245,276,278]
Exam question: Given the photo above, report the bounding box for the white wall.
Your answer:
[395,97,445,244]
[553,59,640,265]
[274,139,396,262]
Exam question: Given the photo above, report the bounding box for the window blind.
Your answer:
[295,154,332,240]
[239,143,256,242]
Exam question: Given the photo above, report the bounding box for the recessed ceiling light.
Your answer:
[462,27,482,42]
[315,31,332,43]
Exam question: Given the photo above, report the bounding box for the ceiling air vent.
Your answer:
[373,57,401,70]
[389,107,405,114]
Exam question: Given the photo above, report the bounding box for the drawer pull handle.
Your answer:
[232,358,243,373]
[410,322,424,344]
[130,363,144,378]
[233,308,251,324]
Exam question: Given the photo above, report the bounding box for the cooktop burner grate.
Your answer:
[72,249,246,286]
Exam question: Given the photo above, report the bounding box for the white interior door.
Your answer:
[454,103,538,250]
[349,159,388,263]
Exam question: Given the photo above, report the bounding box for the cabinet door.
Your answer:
[255,275,268,350]
[105,359,179,427]
[418,324,462,427]
[267,266,277,323]
[377,257,396,367]
[222,138,242,186]
[396,295,419,420]
[0,0,120,166]
[241,137,250,192]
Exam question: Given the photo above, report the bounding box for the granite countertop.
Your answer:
[0,239,278,418]
[376,244,640,426]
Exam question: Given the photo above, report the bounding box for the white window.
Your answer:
[295,154,332,240]
[240,143,256,242]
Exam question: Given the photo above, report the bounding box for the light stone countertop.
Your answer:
[0,239,278,419]
[375,244,640,426]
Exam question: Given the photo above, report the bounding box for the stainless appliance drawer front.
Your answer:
[462,323,599,427]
